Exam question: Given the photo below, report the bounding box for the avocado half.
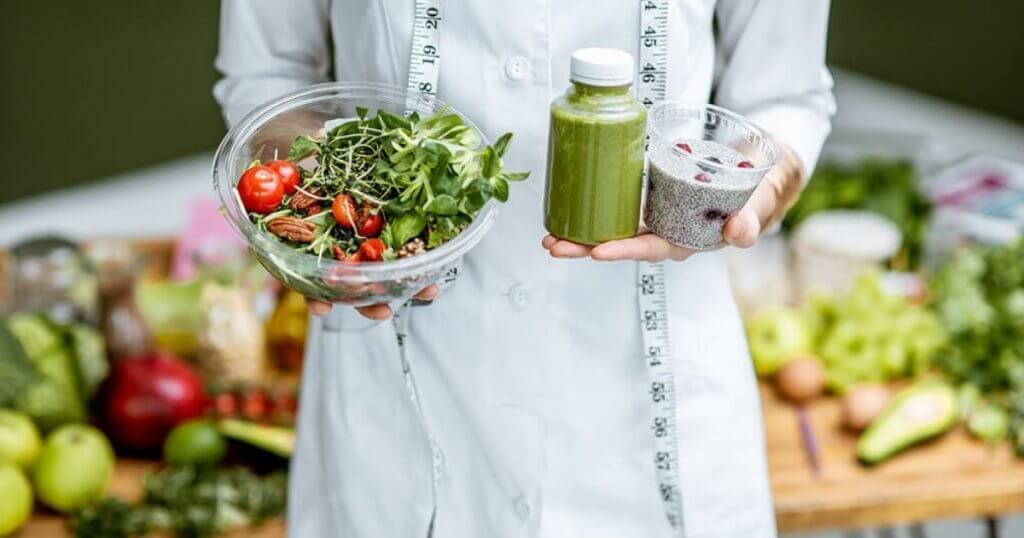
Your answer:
[218,419,295,458]
[856,382,957,465]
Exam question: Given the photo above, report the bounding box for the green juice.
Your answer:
[544,82,647,245]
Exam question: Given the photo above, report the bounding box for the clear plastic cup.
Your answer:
[212,82,498,306]
[644,102,779,249]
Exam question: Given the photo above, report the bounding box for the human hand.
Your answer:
[304,284,440,320]
[542,145,802,262]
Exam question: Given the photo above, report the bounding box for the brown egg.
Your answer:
[776,356,826,404]
[841,384,891,432]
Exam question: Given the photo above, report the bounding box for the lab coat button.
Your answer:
[507,284,530,310]
[513,496,531,519]
[504,56,531,81]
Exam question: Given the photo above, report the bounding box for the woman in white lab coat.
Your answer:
[215,1,834,536]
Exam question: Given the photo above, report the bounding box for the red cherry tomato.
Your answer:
[356,205,384,237]
[213,392,238,417]
[266,160,301,194]
[346,251,364,263]
[332,194,358,229]
[359,238,386,261]
[237,165,284,213]
[242,390,270,421]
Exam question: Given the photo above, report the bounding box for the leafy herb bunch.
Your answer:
[70,466,288,538]
[930,239,1024,452]
[252,106,528,261]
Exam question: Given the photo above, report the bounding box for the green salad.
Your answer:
[234,107,528,264]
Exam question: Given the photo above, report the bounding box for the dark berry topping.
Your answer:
[704,209,729,221]
[704,156,722,165]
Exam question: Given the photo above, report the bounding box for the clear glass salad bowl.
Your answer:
[212,82,498,306]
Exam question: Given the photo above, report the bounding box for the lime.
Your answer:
[163,419,227,466]
[0,463,33,535]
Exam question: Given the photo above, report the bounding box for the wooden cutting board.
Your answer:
[763,383,1024,531]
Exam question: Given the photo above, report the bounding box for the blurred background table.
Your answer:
[22,383,1024,536]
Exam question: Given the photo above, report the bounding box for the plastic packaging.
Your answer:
[644,102,778,249]
[212,82,498,306]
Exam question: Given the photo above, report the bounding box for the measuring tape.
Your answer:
[399,0,685,533]
[637,0,686,534]
[408,0,442,96]
[396,0,446,529]
[408,0,462,298]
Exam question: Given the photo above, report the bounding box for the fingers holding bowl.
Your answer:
[355,303,394,321]
[307,281,442,321]
[415,284,440,302]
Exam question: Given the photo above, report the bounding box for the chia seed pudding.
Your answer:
[644,139,758,250]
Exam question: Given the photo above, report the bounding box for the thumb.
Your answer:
[723,205,761,249]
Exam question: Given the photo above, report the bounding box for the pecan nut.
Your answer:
[398,238,426,258]
[267,217,316,243]
[331,244,346,261]
[288,187,325,213]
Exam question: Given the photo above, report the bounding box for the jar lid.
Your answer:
[791,210,903,261]
[570,48,634,87]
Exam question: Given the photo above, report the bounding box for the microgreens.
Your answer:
[258,107,528,257]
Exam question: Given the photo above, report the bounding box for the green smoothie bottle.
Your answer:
[545,48,647,245]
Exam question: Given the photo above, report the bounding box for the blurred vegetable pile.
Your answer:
[806,273,946,393]
[0,314,107,431]
[783,159,933,268]
[747,273,945,394]
[930,239,1024,451]
[70,466,287,538]
[0,233,305,536]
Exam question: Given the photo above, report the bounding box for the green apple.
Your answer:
[0,462,32,536]
[746,308,814,376]
[0,409,42,469]
[33,424,115,513]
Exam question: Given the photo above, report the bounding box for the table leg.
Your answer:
[842,532,866,538]
[878,528,896,538]
[909,523,927,538]
[986,517,999,538]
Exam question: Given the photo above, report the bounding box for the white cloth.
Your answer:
[215,1,834,536]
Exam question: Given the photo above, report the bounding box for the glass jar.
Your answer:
[5,236,99,324]
[544,48,647,245]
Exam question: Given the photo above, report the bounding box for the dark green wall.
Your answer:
[0,1,1020,205]
[827,0,1024,126]
[0,0,224,205]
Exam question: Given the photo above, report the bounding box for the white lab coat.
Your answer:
[215,1,835,536]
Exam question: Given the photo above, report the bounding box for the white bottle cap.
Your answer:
[570,48,634,87]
